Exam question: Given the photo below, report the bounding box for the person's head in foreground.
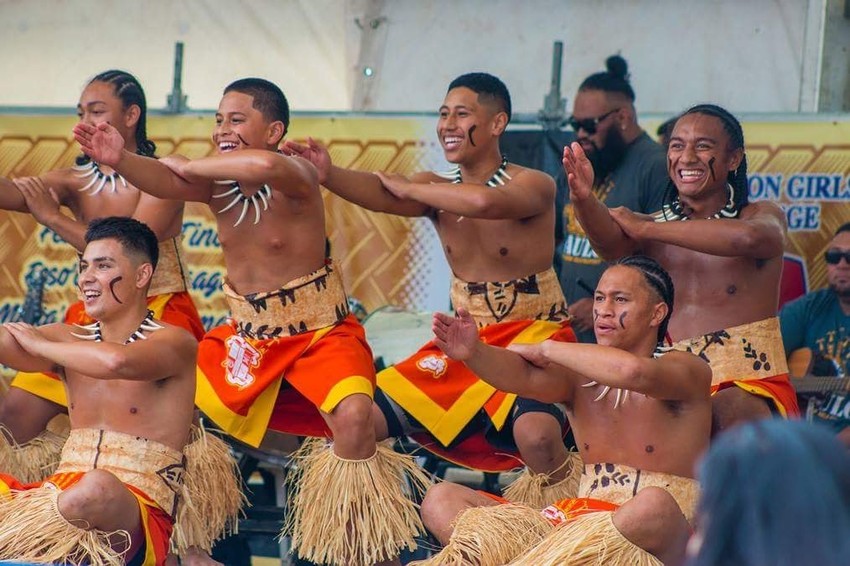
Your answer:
[593,254,674,351]
[80,216,158,320]
[687,418,850,566]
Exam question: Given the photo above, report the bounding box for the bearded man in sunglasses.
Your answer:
[780,222,850,448]
[556,55,668,343]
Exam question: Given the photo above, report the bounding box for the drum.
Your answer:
[362,305,435,367]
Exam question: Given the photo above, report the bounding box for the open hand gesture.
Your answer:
[375,171,413,199]
[3,322,48,357]
[73,122,125,167]
[563,142,595,201]
[280,138,331,184]
[12,177,61,224]
[432,308,479,361]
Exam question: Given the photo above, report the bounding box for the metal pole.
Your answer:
[166,42,188,114]
[538,41,567,131]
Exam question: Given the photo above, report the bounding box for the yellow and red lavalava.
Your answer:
[672,317,800,418]
[379,268,575,471]
[195,262,375,447]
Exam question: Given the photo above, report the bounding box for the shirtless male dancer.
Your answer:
[417,256,710,566]
[284,72,579,508]
[0,71,234,564]
[75,77,426,566]
[565,104,799,434]
[0,217,196,566]
[0,70,203,479]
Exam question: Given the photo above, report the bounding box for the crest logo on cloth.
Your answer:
[224,335,261,389]
[417,354,448,378]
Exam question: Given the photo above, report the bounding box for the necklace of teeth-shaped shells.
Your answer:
[435,156,511,222]
[659,183,740,221]
[71,310,163,344]
[212,180,273,227]
[73,161,128,195]
[581,345,674,408]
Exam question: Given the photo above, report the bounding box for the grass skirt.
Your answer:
[284,438,430,565]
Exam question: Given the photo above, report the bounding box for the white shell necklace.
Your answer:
[73,160,127,195]
[71,310,164,344]
[212,180,273,227]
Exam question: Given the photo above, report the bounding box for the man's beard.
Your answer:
[830,281,850,299]
[585,127,629,181]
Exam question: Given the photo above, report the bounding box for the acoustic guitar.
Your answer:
[788,347,850,396]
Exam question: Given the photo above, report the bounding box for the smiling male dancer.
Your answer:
[285,72,580,508]
[75,77,427,566]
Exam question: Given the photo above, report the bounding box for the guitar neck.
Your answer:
[794,376,850,395]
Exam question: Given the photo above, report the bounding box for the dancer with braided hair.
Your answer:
[0,70,205,483]
[566,103,799,434]
[0,71,237,565]
[416,256,711,566]
[75,77,427,566]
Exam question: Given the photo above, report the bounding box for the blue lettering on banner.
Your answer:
[748,174,782,201]
[0,302,60,324]
[24,261,78,287]
[38,227,67,247]
[182,220,221,249]
[201,314,229,331]
[190,269,224,298]
[786,175,850,201]
[779,203,821,231]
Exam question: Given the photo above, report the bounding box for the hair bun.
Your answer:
[605,55,629,82]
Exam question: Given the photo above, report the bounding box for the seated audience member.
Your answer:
[415,256,711,566]
[686,419,850,566]
[780,222,850,447]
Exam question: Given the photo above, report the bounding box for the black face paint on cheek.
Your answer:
[593,310,600,321]
[618,312,627,328]
[468,125,477,147]
[708,156,717,181]
[236,133,250,147]
[108,276,124,304]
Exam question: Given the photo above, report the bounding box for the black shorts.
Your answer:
[375,389,568,452]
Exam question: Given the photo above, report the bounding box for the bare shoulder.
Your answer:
[415,170,453,184]
[741,200,786,224]
[147,321,198,354]
[504,164,555,194]
[659,349,711,381]
[282,153,319,185]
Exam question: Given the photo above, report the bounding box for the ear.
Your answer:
[267,121,286,146]
[491,112,508,136]
[728,147,744,172]
[617,106,634,129]
[651,302,669,330]
[124,104,141,130]
[136,262,154,289]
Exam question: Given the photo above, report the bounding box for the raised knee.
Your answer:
[420,483,461,533]
[513,419,562,456]
[328,394,374,438]
[58,469,124,523]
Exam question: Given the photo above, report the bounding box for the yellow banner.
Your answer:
[1,115,848,380]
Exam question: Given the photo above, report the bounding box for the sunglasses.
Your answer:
[825,250,850,265]
[567,109,620,135]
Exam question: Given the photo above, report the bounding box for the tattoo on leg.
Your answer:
[468,125,477,147]
[108,276,124,304]
[618,312,627,328]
